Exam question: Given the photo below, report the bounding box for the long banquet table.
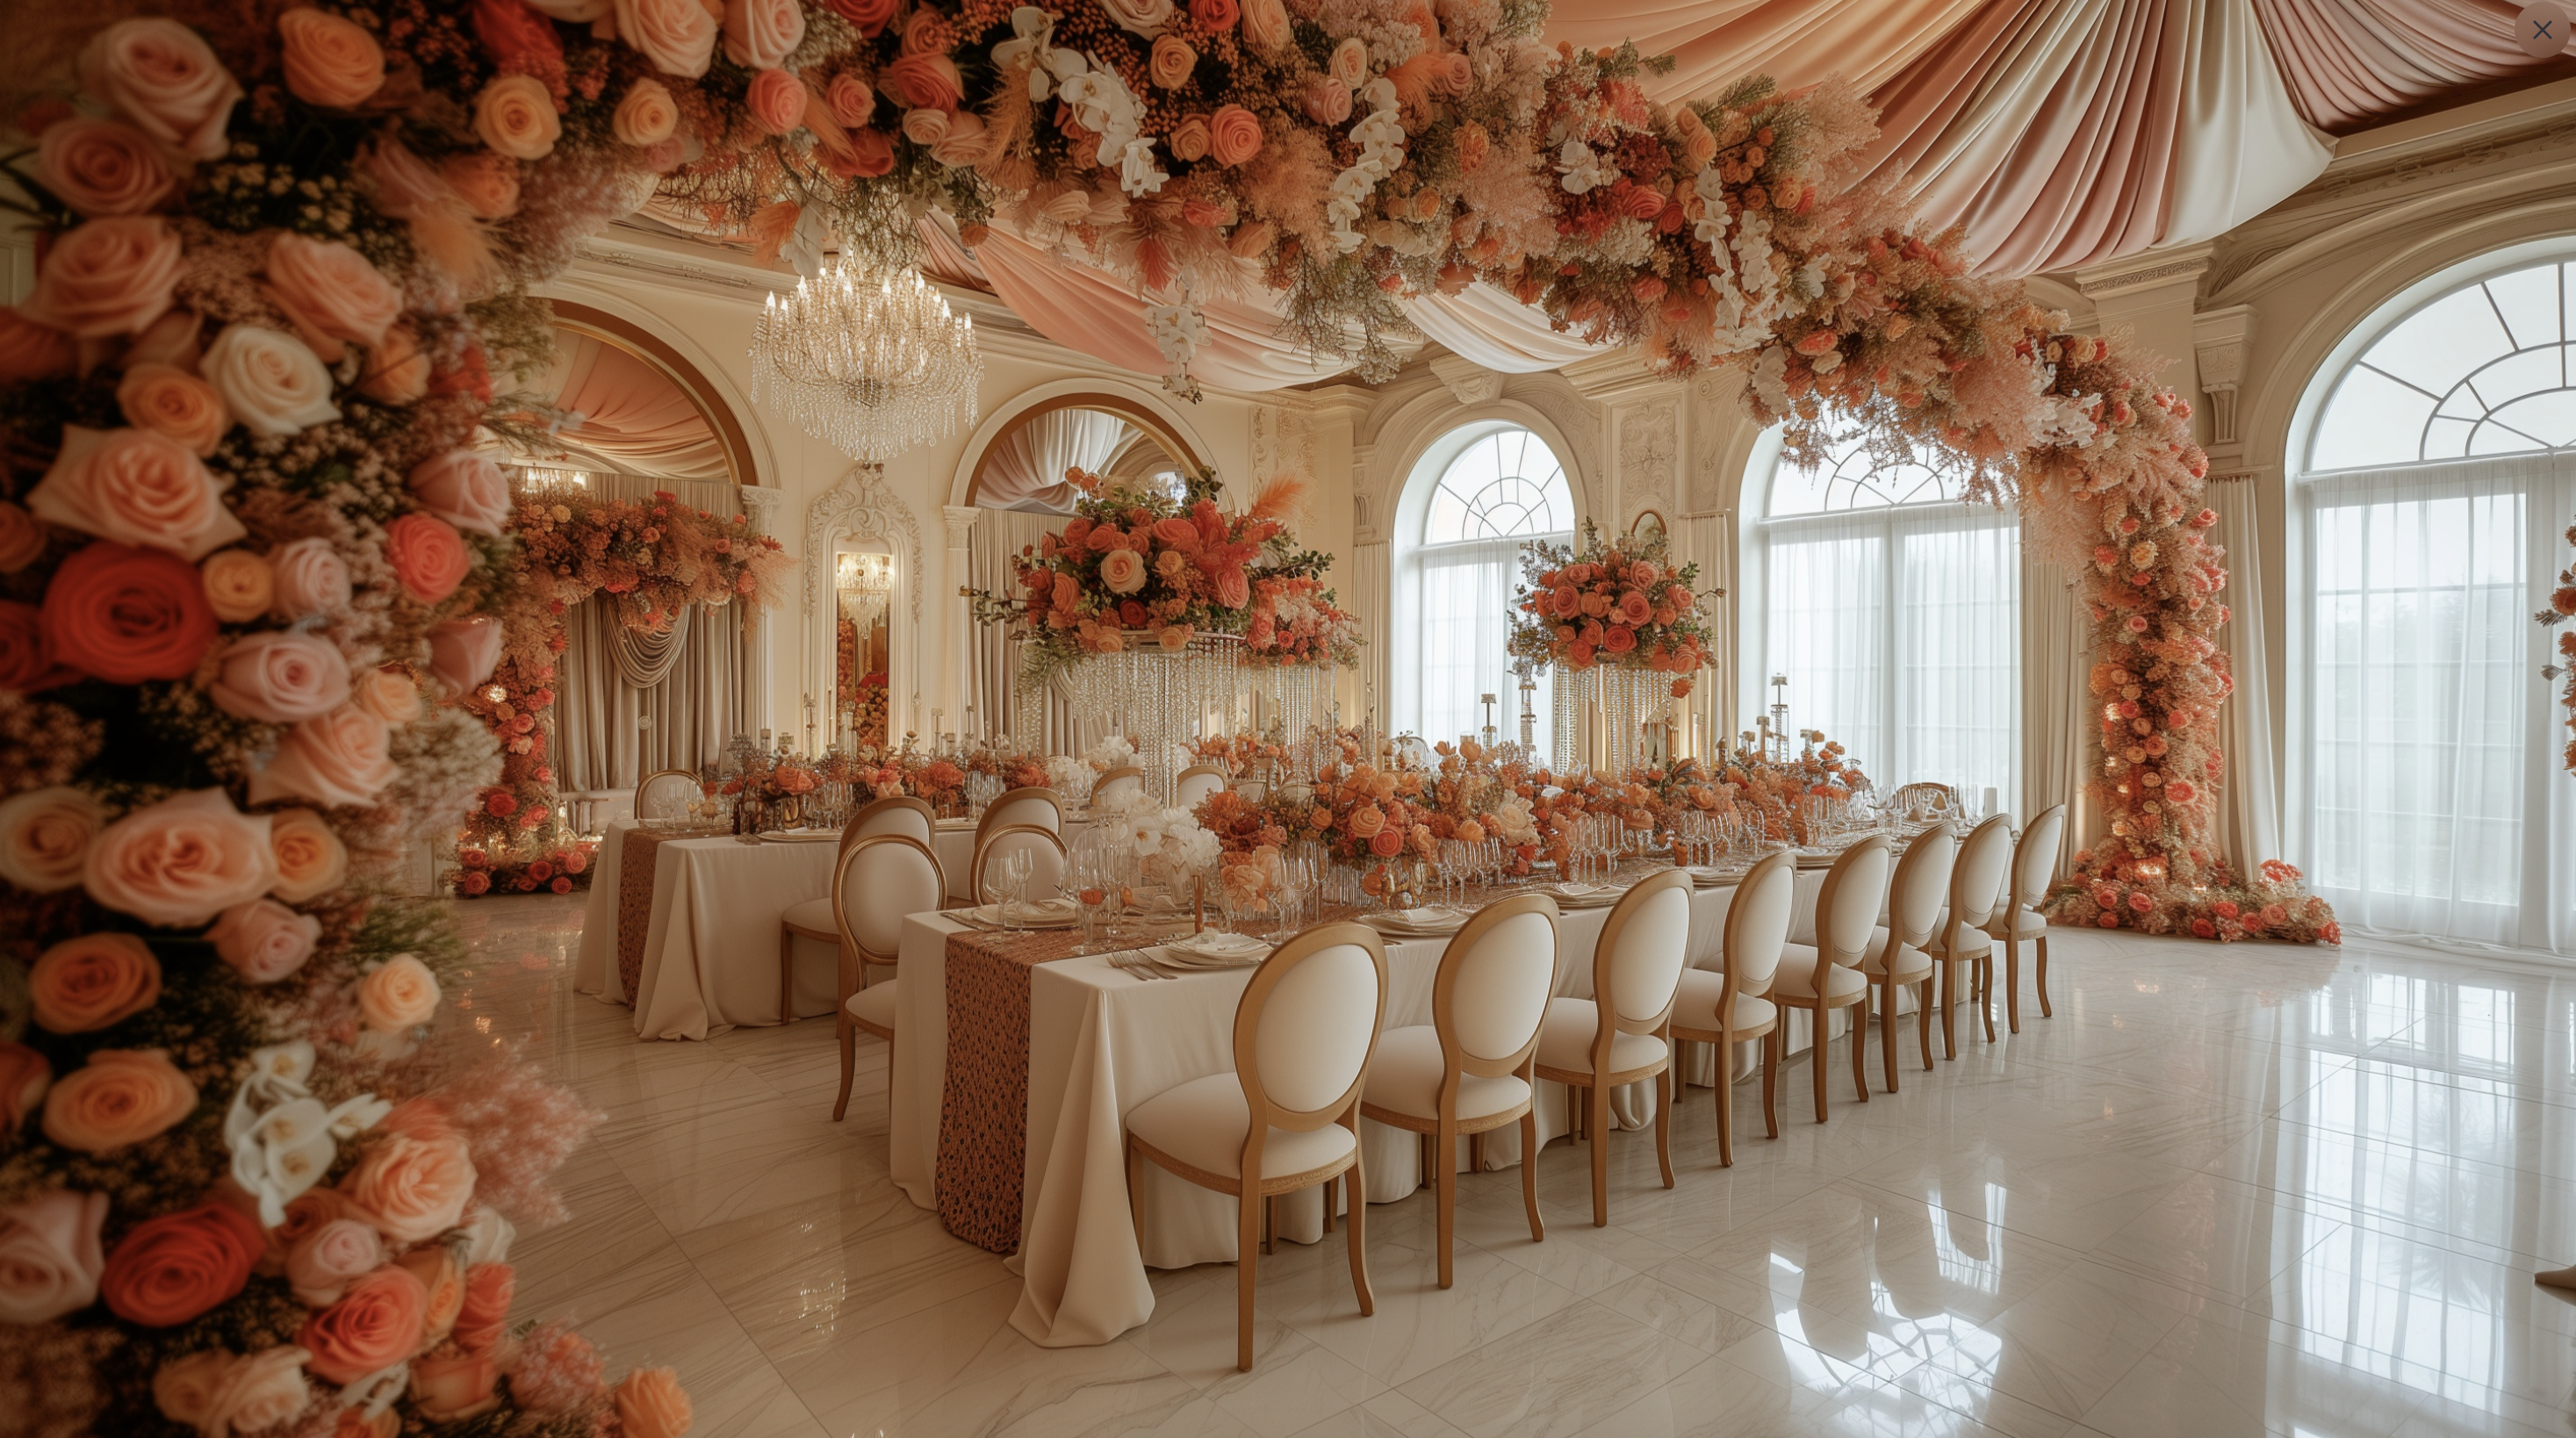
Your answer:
[886,866,1845,1348]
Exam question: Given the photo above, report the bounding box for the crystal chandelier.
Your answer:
[835,550,893,634]
[749,253,981,461]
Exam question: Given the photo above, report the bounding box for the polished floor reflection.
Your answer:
[457,895,2576,1437]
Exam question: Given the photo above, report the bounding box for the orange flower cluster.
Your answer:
[1508,523,1715,686]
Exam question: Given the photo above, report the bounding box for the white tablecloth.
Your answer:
[887,870,1850,1347]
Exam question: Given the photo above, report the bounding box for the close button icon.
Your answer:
[2520,3,2571,60]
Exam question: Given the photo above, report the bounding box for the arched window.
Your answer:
[2296,251,2576,951]
[1751,431,2018,810]
[1392,424,1575,755]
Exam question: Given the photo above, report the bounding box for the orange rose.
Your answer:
[1346,803,1385,838]
[614,78,680,145]
[614,1368,694,1438]
[30,932,161,1033]
[78,19,241,161]
[117,364,231,457]
[1208,105,1263,166]
[398,1244,465,1347]
[0,500,44,572]
[265,234,402,356]
[358,321,432,404]
[341,1123,474,1243]
[0,785,105,894]
[385,513,468,604]
[0,1045,53,1145]
[824,74,873,127]
[270,808,350,902]
[100,1200,262,1326]
[474,75,560,160]
[1149,34,1197,89]
[453,1262,514,1353]
[411,1350,503,1421]
[19,217,183,339]
[298,1264,430,1384]
[83,788,277,928]
[36,119,174,218]
[248,705,396,809]
[356,954,443,1034]
[279,7,385,108]
[43,1048,198,1154]
[201,550,274,623]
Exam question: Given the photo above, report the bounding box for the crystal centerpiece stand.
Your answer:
[1062,631,1248,800]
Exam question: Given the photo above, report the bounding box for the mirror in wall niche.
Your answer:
[804,464,922,756]
[835,546,894,752]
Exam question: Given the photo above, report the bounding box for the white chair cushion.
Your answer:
[1669,969,1779,1037]
[1535,997,1668,1077]
[1860,926,1932,981]
[845,981,899,1031]
[1126,1073,1359,1182]
[781,897,836,937]
[1773,943,1867,1003]
[1983,906,2047,938]
[1361,1026,1531,1124]
[1923,911,1995,958]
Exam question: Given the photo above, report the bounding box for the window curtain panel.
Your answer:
[2021,558,2090,872]
[2209,476,2284,870]
[968,508,1097,755]
[975,407,1132,511]
[558,595,751,791]
[1414,535,1558,753]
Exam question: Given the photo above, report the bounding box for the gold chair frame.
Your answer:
[1535,866,1693,1228]
[829,832,940,1122]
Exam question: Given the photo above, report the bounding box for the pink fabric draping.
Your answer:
[977,406,1131,509]
[1401,284,1605,372]
[2253,0,2535,130]
[1545,0,1993,110]
[545,334,730,482]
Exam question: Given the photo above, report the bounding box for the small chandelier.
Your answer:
[750,253,981,461]
[836,550,893,633]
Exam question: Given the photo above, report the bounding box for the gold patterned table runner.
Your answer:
[935,924,1095,1253]
[614,827,726,1003]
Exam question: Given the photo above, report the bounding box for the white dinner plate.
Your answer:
[1531,883,1621,909]
[1160,931,1271,967]
[1362,905,1471,936]
[958,899,1079,930]
[762,828,839,843]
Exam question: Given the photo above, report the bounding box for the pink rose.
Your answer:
[284,1218,381,1306]
[279,7,386,108]
[78,18,241,161]
[723,0,804,68]
[0,1189,108,1325]
[36,119,174,218]
[210,631,352,724]
[351,668,421,728]
[612,0,718,77]
[1208,105,1263,166]
[407,452,510,536]
[1302,76,1351,126]
[428,617,503,695]
[269,537,352,619]
[248,706,396,809]
[25,426,244,562]
[208,897,322,984]
[385,513,469,604]
[19,217,183,339]
[746,68,807,135]
[83,788,277,928]
[1242,0,1290,50]
[264,234,402,358]
[1099,550,1148,595]
[1328,37,1369,90]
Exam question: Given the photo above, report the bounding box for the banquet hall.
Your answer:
[13,1,2576,1436]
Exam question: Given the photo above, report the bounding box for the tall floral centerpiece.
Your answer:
[1508,521,1716,779]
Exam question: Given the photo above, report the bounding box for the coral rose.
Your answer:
[207,898,322,984]
[475,74,560,160]
[78,18,241,161]
[342,1125,472,1245]
[279,8,385,108]
[1208,105,1263,166]
[822,0,896,35]
[20,216,183,339]
[0,1189,104,1324]
[746,68,807,135]
[1099,549,1148,595]
[0,309,76,385]
[266,234,402,354]
[30,932,161,1033]
[723,0,804,69]
[1242,0,1290,50]
[399,1245,465,1345]
[102,1200,260,1326]
[356,954,443,1034]
[1617,590,1653,626]
[884,52,962,111]
[385,513,470,604]
[248,705,396,809]
[298,1264,430,1384]
[203,325,340,437]
[0,501,44,572]
[118,365,231,457]
[211,631,353,724]
[1303,76,1352,126]
[270,808,350,902]
[37,119,173,218]
[270,537,352,619]
[1369,825,1405,857]
[84,787,276,926]
[825,73,874,126]
[284,1218,380,1306]
[453,1262,514,1352]
[1150,35,1198,89]
[1192,0,1240,26]
[27,425,243,561]
[615,1368,694,1438]
[202,550,273,623]
[614,78,680,145]
[428,616,503,694]
[0,785,106,893]
[42,542,216,685]
[407,452,511,536]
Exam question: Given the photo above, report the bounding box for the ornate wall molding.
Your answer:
[801,464,925,750]
[1619,399,1678,525]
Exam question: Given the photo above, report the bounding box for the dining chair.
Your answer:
[1772,836,1890,1124]
[970,823,1067,906]
[1125,921,1386,1371]
[830,833,942,1121]
[1921,815,2014,1057]
[1358,893,1557,1287]
[1091,766,1145,808]
[1668,851,1795,1165]
[1174,764,1227,809]
[1862,827,1954,1092]
[961,787,1062,902]
[781,796,936,1023]
[1534,866,1692,1227]
[633,767,699,821]
[1983,803,2067,1032]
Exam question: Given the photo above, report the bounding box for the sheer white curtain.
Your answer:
[1418,536,1553,750]
[2299,455,2576,951]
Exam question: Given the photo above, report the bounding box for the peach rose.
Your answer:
[453,1262,514,1352]
[412,1350,503,1421]
[1150,34,1198,89]
[202,550,273,623]
[1100,0,1175,33]
[930,111,988,166]
[0,308,76,385]
[0,500,45,572]
[723,0,805,68]
[45,1048,198,1154]
[428,616,503,695]
[615,1368,694,1438]
[615,79,680,145]
[1346,803,1385,838]
[1328,37,1370,90]
[248,705,396,809]
[824,73,874,126]
[280,7,385,108]
[26,425,243,562]
[1208,105,1263,166]
[406,452,509,537]
[203,326,339,438]
[1100,550,1148,595]
[746,68,806,135]
[356,954,442,1034]
[298,1265,429,1384]
[0,785,106,893]
[207,898,321,984]
[188,1346,315,1437]
[1243,0,1290,50]
[385,513,469,604]
[284,1218,380,1306]
[37,119,174,218]
[900,106,950,147]
[475,75,561,160]
[359,321,432,403]
[435,151,521,220]
[210,631,352,724]
[270,537,352,620]
[266,234,402,356]
[0,1190,106,1325]
[884,52,963,111]
[30,932,162,1033]
[613,0,718,77]
[1167,114,1210,162]
[21,216,183,339]
[0,1044,52,1144]
[398,1244,464,1346]
[341,1123,472,1244]
[1302,76,1351,126]
[350,667,422,729]
[269,808,350,902]
[118,364,232,457]
[79,18,241,161]
[84,788,277,927]
[155,1350,232,1430]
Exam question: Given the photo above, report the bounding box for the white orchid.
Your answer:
[994,8,1060,97]
[1117,137,1169,196]
[457,1206,518,1266]
[223,1042,390,1226]
[1558,139,1616,195]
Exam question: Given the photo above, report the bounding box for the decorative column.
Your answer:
[942,504,979,738]
[2192,305,2258,451]
[737,484,785,738]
